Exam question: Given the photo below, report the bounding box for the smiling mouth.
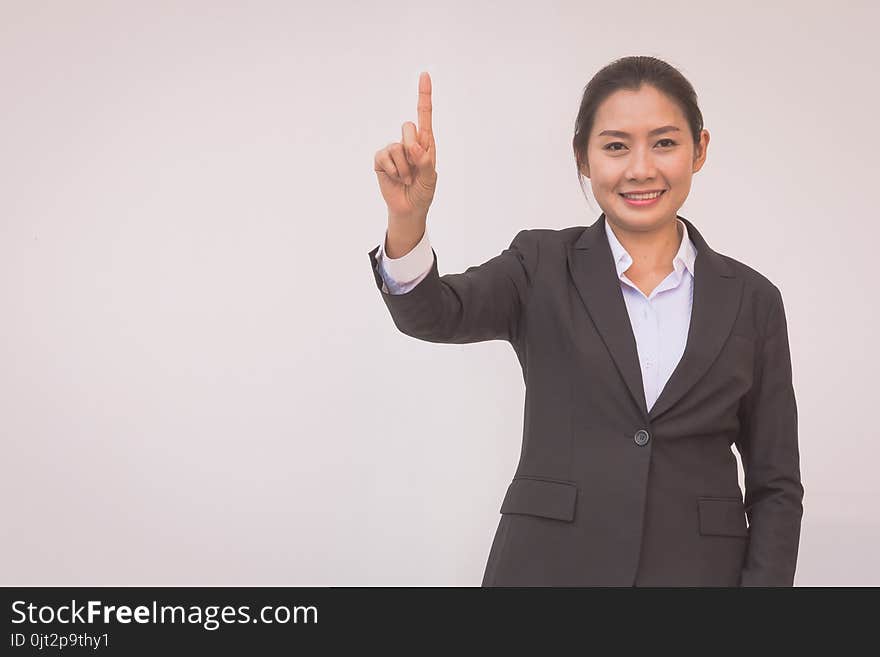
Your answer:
[619,190,666,199]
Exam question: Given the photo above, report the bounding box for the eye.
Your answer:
[602,139,678,151]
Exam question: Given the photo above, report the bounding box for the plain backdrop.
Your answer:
[1,0,877,586]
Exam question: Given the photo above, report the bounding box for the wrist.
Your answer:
[385,216,427,259]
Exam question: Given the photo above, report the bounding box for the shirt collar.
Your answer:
[604,217,698,279]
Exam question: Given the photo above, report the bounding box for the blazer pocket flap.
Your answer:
[500,476,577,522]
[698,497,748,537]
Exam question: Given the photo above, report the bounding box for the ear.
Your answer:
[577,152,590,179]
[574,151,590,178]
[692,129,710,173]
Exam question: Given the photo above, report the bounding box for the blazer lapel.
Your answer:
[567,214,649,418]
[566,213,742,423]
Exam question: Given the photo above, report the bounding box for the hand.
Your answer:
[373,71,438,223]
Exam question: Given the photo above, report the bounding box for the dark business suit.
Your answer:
[367,213,804,587]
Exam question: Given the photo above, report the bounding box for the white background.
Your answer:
[1,0,877,585]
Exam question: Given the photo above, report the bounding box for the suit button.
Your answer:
[634,429,650,446]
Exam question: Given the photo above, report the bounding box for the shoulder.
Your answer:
[505,227,585,274]
[512,226,583,245]
[712,251,789,340]
[715,252,784,307]
[513,226,788,331]
[507,226,583,256]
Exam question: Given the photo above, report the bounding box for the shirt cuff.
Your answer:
[376,227,433,284]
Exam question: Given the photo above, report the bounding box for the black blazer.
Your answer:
[368,213,804,587]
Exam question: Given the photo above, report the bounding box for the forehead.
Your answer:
[593,85,685,135]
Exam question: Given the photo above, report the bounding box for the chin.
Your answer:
[605,210,671,233]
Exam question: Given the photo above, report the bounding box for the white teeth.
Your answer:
[622,191,663,200]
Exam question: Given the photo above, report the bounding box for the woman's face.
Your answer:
[580,84,709,233]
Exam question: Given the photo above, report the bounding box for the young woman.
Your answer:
[368,56,804,587]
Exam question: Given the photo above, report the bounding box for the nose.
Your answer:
[624,144,659,182]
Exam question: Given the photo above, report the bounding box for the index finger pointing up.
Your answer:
[417,71,433,145]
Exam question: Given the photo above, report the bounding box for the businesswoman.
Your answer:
[368,56,804,587]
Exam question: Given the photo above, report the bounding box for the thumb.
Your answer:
[409,141,433,172]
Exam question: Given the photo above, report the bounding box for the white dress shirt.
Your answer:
[374,219,698,412]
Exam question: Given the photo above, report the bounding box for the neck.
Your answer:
[607,215,682,275]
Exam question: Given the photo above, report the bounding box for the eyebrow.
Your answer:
[597,125,681,138]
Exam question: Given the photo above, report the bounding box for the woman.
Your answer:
[368,56,804,587]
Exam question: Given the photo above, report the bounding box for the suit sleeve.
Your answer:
[735,285,805,586]
[367,229,536,344]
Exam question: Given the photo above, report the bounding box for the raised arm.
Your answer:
[369,72,535,344]
[373,71,438,260]
[368,229,536,345]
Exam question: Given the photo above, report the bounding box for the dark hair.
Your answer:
[572,55,704,203]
